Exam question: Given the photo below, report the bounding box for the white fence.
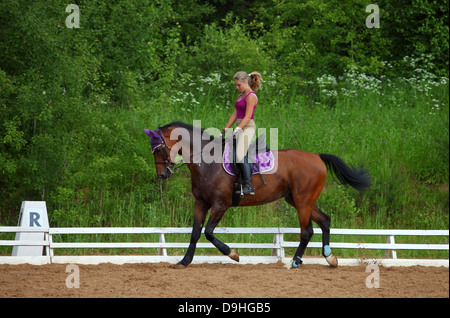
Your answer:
[0,227,448,267]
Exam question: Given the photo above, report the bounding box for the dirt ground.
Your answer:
[0,262,448,298]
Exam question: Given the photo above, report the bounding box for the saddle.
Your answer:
[222,134,274,206]
[222,135,273,176]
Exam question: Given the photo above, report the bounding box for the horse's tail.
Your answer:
[319,154,371,192]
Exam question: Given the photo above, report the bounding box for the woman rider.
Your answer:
[223,71,263,195]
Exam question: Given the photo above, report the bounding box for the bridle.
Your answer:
[150,129,186,174]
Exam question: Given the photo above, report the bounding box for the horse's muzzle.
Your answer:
[158,168,172,179]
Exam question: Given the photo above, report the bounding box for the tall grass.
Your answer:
[1,69,448,258]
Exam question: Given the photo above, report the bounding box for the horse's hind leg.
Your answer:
[292,214,314,268]
[284,195,314,267]
[311,206,338,268]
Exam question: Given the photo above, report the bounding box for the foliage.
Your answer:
[0,0,448,235]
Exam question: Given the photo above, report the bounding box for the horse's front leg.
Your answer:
[204,205,239,262]
[177,200,210,268]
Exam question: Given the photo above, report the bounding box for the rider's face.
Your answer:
[234,79,248,93]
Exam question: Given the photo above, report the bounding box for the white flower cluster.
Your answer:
[311,55,448,111]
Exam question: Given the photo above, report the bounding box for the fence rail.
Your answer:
[0,226,448,267]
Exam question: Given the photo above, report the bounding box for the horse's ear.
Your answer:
[144,129,158,139]
[144,129,162,152]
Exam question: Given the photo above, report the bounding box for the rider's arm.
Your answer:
[225,109,237,131]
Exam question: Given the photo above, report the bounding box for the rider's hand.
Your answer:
[221,128,230,137]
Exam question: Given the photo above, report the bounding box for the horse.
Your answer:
[145,121,371,268]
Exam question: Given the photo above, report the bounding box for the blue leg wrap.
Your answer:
[292,256,303,268]
[323,245,332,257]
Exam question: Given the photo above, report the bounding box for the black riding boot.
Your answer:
[236,162,255,195]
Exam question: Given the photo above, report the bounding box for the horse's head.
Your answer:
[145,121,217,178]
[144,128,175,179]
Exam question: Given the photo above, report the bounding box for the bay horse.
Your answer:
[146,121,371,268]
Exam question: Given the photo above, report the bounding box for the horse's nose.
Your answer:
[157,168,171,179]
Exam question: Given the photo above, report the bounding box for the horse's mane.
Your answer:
[158,121,196,132]
[158,121,215,141]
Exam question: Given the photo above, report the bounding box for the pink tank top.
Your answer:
[235,92,258,119]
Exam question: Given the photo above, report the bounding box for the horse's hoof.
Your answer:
[325,254,338,268]
[229,250,239,262]
[174,263,187,269]
[291,256,303,268]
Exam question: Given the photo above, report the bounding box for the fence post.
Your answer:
[158,233,167,257]
[48,233,54,260]
[271,232,284,260]
[384,235,397,259]
[44,232,51,263]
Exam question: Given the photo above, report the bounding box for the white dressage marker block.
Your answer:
[12,201,49,256]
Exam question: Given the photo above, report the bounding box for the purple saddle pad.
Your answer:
[222,142,275,176]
